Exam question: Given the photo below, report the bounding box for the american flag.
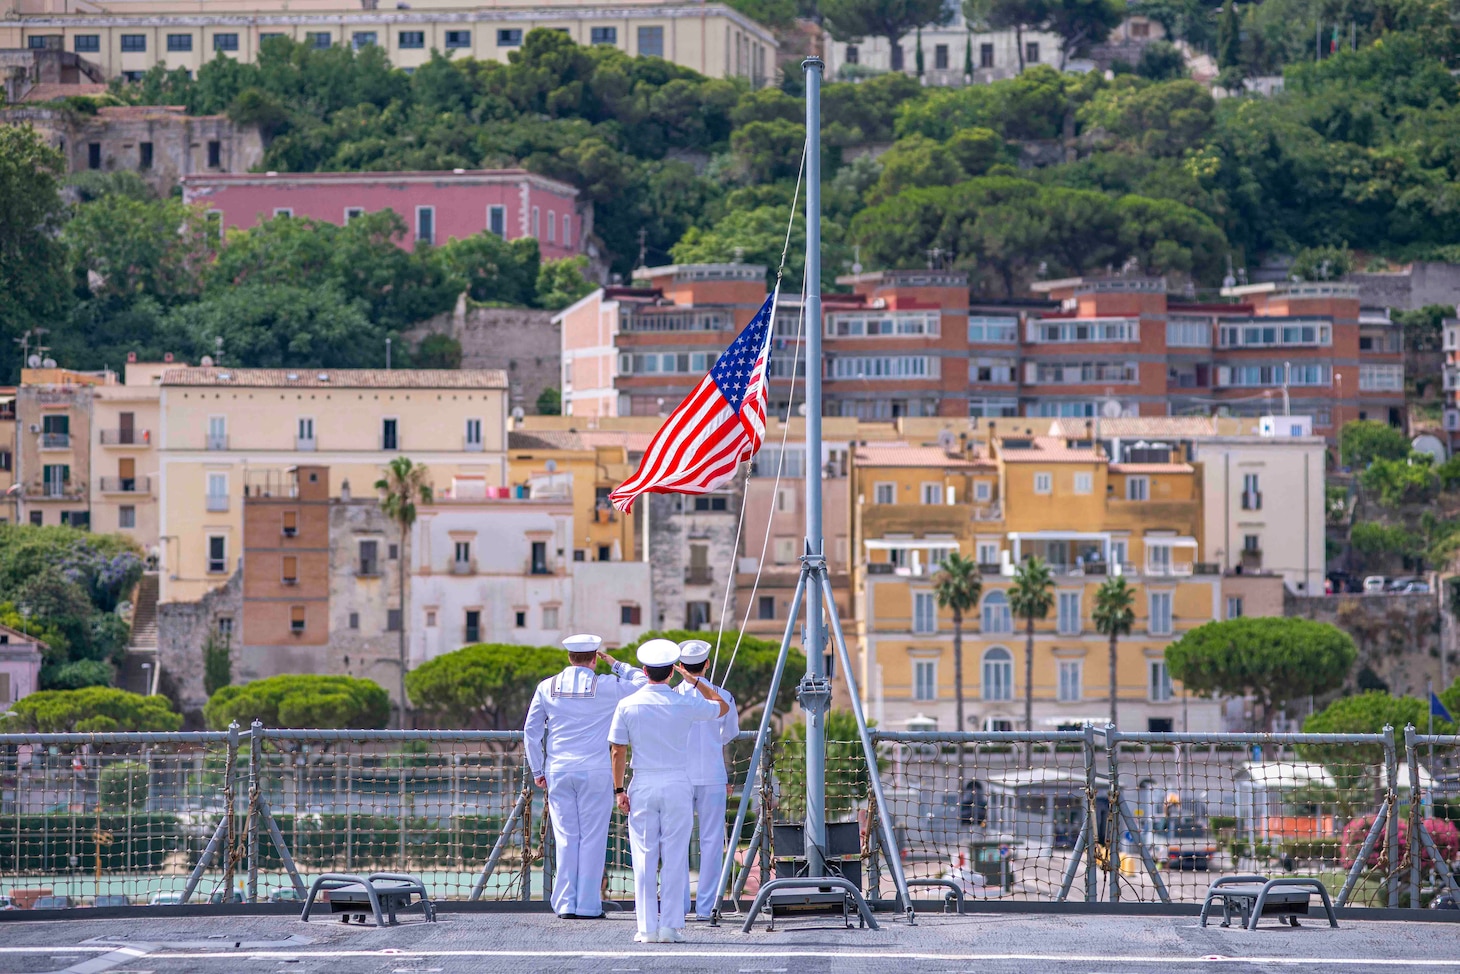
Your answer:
[609,291,778,512]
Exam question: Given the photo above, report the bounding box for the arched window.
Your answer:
[981,590,1012,634]
[982,646,1013,702]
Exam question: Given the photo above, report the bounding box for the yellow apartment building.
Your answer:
[506,427,647,565]
[90,358,173,548]
[2,1,775,87]
[13,367,108,529]
[852,426,1230,734]
[158,367,508,605]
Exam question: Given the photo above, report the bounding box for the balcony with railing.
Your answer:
[451,558,477,576]
[205,494,229,513]
[207,434,229,451]
[620,309,733,333]
[685,566,714,585]
[40,432,71,450]
[296,436,317,452]
[29,478,81,500]
[99,429,150,447]
[1241,491,1262,511]
[99,476,150,494]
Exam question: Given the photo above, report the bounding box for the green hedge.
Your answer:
[0,814,179,872]
[247,814,506,870]
[1278,838,1341,863]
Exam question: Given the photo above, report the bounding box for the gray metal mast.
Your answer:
[801,52,828,878]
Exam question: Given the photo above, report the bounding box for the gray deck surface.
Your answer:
[0,909,1455,974]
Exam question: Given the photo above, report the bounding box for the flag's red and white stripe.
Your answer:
[609,291,778,512]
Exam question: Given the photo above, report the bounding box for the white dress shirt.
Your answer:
[608,683,721,773]
[675,679,738,785]
[524,662,646,778]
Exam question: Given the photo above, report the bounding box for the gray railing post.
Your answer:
[1384,724,1399,909]
[1084,723,1098,903]
[247,719,262,903]
[1105,725,1120,903]
[1405,724,1420,909]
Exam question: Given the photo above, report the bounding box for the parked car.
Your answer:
[1363,576,1387,593]
[1386,576,1421,592]
[92,895,131,908]
[1402,581,1431,594]
[32,896,75,910]
[148,892,183,906]
[267,888,301,903]
[0,896,14,911]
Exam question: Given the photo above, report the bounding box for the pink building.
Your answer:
[181,169,584,260]
[0,624,43,706]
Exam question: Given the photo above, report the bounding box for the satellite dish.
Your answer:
[545,459,558,472]
[41,358,56,369]
[797,402,808,417]
[937,429,956,450]
[26,355,40,368]
[1412,434,1447,463]
[511,406,525,421]
[1101,399,1123,419]
[200,355,214,367]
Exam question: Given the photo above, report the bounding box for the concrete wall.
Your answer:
[406,303,559,415]
[157,569,241,718]
[1287,591,1453,700]
[1352,262,1460,312]
[648,485,741,631]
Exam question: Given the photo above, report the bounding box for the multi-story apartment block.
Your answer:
[157,368,509,606]
[90,356,172,547]
[1441,315,1460,444]
[820,19,1065,85]
[13,367,105,529]
[0,389,15,524]
[0,4,775,87]
[851,430,1230,733]
[182,170,584,260]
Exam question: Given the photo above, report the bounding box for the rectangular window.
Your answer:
[217,617,234,638]
[352,31,377,49]
[637,25,664,57]
[621,604,642,625]
[387,608,402,631]
[921,482,943,505]
[399,30,425,48]
[1073,472,1093,495]
[542,605,559,629]
[1242,472,1261,510]
[845,44,859,64]
[213,33,238,51]
[416,206,434,245]
[274,207,293,218]
[1126,476,1149,501]
[773,537,798,564]
[970,358,1017,383]
[359,540,379,576]
[382,417,398,451]
[207,140,221,168]
[514,610,526,628]
[686,601,711,629]
[281,555,298,585]
[208,415,227,450]
[1244,533,1261,553]
[297,416,315,448]
[874,482,896,505]
[828,311,939,338]
[260,32,284,44]
[1226,596,1243,620]
[206,472,228,512]
[1029,319,1137,343]
[444,29,471,48]
[281,510,298,537]
[167,33,193,51]
[913,592,936,634]
[1359,363,1404,391]
[1025,41,1040,63]
[979,43,994,68]
[1057,591,1081,634]
[1149,660,1174,702]
[913,660,937,701]
[307,32,332,49]
[758,595,776,620]
[562,213,571,247]
[121,34,146,52]
[977,541,998,564]
[465,418,482,448]
[1149,592,1173,635]
[775,485,796,513]
[139,142,153,170]
[454,540,472,567]
[349,612,359,630]
[118,505,136,529]
[531,540,548,575]
[74,34,100,52]
[1057,660,1082,702]
[88,142,101,169]
[590,26,617,44]
[497,28,523,46]
[531,205,540,238]
[1034,472,1053,495]
[934,43,948,69]
[546,209,556,243]
[692,495,729,511]
[1166,318,1211,347]
[208,536,227,574]
[487,205,506,238]
[286,606,306,633]
[344,206,364,223]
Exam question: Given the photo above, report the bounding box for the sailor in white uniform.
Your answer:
[524,633,647,920]
[608,638,729,944]
[674,639,739,920]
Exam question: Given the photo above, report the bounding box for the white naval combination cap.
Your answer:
[677,639,712,665]
[562,633,603,654]
[637,638,681,667]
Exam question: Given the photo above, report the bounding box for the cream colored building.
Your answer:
[90,358,172,548]
[3,2,775,86]
[157,367,508,605]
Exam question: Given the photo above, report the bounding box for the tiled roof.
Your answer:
[19,83,107,102]
[997,436,1101,463]
[855,444,980,468]
[1048,417,1217,439]
[1108,462,1195,474]
[161,368,507,389]
[510,429,654,453]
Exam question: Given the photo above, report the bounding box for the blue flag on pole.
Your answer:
[1432,692,1454,723]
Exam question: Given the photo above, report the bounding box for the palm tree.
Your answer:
[933,552,982,800]
[1092,576,1136,730]
[376,456,433,729]
[1007,556,1054,767]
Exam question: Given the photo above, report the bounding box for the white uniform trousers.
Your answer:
[546,769,613,918]
[627,770,693,936]
[684,783,728,918]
